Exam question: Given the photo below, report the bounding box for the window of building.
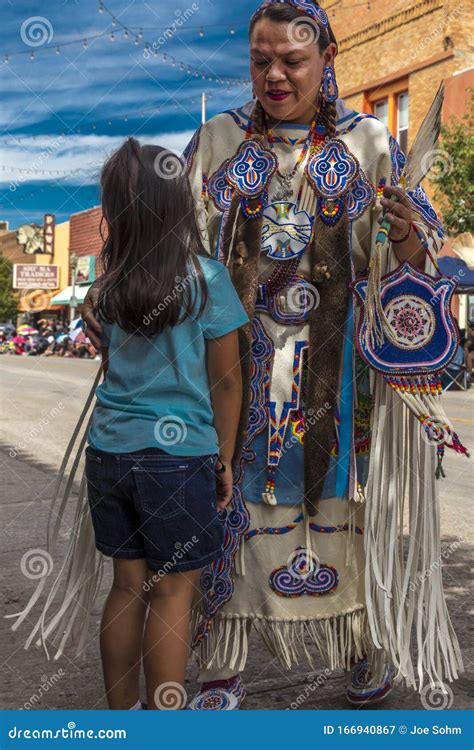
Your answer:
[365,79,409,151]
[397,92,409,154]
[374,99,389,127]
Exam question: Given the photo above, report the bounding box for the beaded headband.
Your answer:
[251,0,330,29]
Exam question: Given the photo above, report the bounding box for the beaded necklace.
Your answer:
[264,110,319,202]
[241,105,327,299]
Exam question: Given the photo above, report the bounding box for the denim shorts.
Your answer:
[85,445,225,573]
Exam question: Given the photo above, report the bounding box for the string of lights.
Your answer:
[0,89,222,142]
[2,1,250,86]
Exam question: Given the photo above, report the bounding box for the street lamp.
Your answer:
[70,254,78,324]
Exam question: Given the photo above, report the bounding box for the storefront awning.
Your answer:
[438,257,474,293]
[50,284,92,306]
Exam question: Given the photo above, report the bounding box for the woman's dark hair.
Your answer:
[249,3,339,138]
[97,137,208,337]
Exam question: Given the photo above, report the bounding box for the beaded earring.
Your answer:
[322,65,338,103]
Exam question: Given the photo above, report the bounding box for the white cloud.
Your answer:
[0,130,197,187]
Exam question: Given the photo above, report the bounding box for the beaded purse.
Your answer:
[352,262,469,477]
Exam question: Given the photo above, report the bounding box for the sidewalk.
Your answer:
[1,388,473,710]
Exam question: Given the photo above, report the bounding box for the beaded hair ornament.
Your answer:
[250,0,330,27]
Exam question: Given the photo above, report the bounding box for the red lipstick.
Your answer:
[267,90,291,101]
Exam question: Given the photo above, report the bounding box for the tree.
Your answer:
[432,89,474,236]
[0,255,19,321]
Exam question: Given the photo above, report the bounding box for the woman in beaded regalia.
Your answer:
[36,0,461,711]
[177,0,462,709]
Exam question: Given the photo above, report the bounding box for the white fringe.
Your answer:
[6,367,104,660]
[195,609,371,674]
[364,377,464,691]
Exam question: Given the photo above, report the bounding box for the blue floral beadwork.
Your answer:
[192,473,250,648]
[346,174,376,220]
[306,139,359,199]
[389,134,407,186]
[225,139,277,198]
[182,126,201,173]
[407,185,445,238]
[269,547,339,598]
[208,159,234,211]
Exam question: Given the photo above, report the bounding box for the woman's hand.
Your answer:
[215,459,234,510]
[380,185,414,241]
[82,279,103,350]
[380,186,426,268]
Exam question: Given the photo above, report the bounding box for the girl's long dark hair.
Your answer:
[97,137,208,337]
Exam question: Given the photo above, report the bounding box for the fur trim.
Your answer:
[304,210,352,514]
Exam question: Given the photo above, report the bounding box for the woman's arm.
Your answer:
[206,329,243,508]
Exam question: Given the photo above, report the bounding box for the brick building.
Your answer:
[324,0,473,150]
[323,0,473,327]
[48,206,105,312]
[69,206,104,263]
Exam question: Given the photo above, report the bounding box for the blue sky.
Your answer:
[1,0,260,229]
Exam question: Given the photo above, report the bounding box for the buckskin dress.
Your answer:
[10,99,461,693]
[184,97,455,685]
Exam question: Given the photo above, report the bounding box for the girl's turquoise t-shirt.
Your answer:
[88,257,249,456]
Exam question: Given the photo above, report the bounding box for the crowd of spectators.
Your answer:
[0,317,98,359]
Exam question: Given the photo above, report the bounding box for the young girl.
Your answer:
[86,137,248,710]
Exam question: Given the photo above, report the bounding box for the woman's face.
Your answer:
[250,17,336,125]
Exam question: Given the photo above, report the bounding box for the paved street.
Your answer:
[1,356,473,710]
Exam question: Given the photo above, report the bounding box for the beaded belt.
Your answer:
[256,274,316,325]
